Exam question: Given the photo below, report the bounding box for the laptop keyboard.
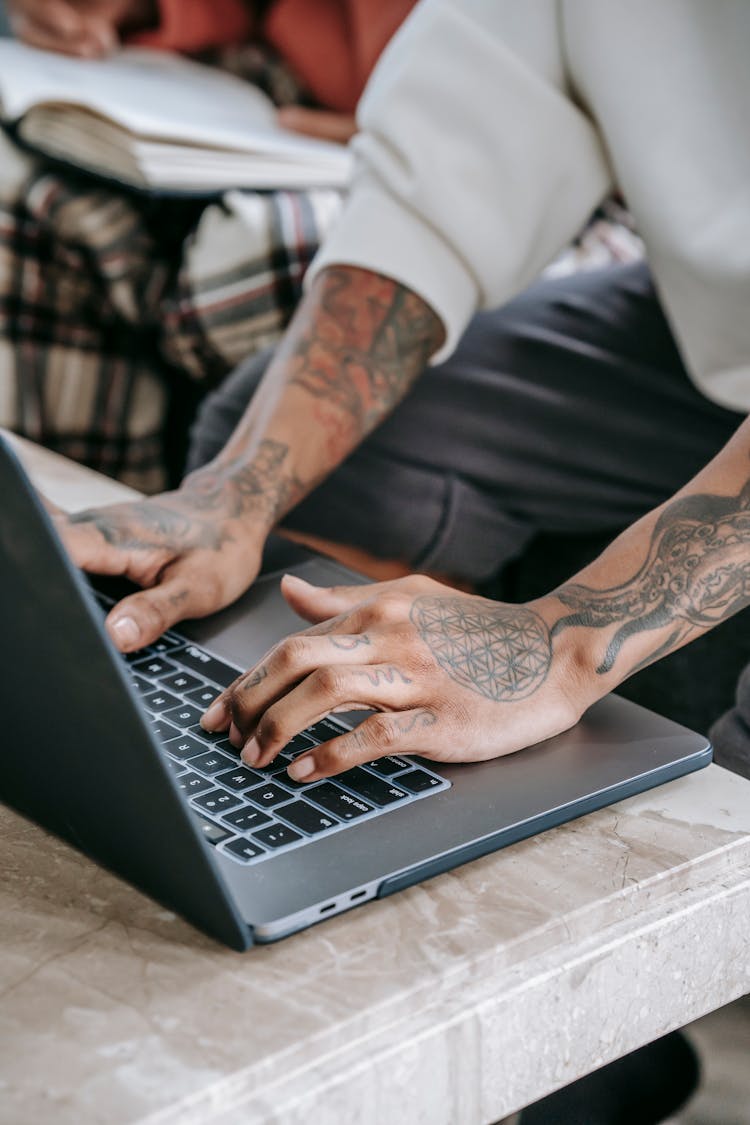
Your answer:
[93,592,450,866]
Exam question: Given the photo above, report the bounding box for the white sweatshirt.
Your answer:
[310,0,750,413]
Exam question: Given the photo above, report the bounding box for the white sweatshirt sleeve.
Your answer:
[308,0,613,361]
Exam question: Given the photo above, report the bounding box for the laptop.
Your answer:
[0,436,712,950]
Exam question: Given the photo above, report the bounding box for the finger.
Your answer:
[104,558,224,651]
[55,512,170,581]
[276,106,357,144]
[200,630,381,735]
[282,708,440,782]
[281,573,406,624]
[239,662,418,769]
[14,18,112,55]
[11,0,81,38]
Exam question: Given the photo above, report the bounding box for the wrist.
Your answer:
[533,595,609,718]
[181,440,304,536]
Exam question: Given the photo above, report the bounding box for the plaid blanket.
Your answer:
[0,136,342,490]
[0,48,643,492]
[0,47,343,490]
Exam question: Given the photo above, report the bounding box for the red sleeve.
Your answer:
[127,0,254,54]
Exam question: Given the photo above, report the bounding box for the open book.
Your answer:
[0,41,353,194]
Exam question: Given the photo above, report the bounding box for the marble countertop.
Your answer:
[2,435,750,1124]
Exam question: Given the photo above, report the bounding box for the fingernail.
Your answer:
[287,755,315,781]
[201,700,226,729]
[283,573,310,588]
[241,737,260,765]
[110,616,140,648]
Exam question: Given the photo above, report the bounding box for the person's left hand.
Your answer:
[8,0,155,57]
[200,573,598,782]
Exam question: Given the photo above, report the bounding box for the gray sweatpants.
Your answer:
[187,263,750,778]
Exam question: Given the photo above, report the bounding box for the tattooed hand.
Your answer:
[199,574,593,781]
[55,266,442,654]
[53,442,302,651]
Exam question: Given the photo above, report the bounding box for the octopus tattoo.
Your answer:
[553,479,750,674]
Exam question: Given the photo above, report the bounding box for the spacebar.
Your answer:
[176,644,243,689]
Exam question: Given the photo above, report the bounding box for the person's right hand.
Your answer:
[52,463,270,652]
[8,0,155,58]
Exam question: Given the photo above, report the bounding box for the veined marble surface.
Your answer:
[1,437,749,1124]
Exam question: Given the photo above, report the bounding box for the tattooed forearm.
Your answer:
[411,596,552,702]
[288,268,444,440]
[183,440,307,524]
[552,476,750,674]
[70,440,308,555]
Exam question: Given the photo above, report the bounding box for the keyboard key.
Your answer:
[367,755,410,776]
[193,815,233,845]
[176,771,214,796]
[307,718,348,744]
[189,750,236,776]
[185,685,222,708]
[142,690,182,714]
[161,671,204,693]
[165,758,186,776]
[215,766,265,791]
[130,674,154,696]
[222,806,273,832]
[337,767,408,806]
[252,823,303,850]
[150,718,181,743]
[192,788,243,815]
[162,703,204,729]
[245,782,294,810]
[223,837,265,862]
[398,769,444,793]
[283,733,316,757]
[150,634,184,655]
[268,765,315,792]
[277,801,338,835]
[307,783,372,820]
[215,738,241,758]
[175,645,242,689]
[167,734,214,761]
[188,724,227,744]
[132,656,178,678]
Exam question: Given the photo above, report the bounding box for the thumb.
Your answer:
[105,566,199,651]
[280,573,369,623]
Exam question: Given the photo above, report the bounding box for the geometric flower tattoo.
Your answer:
[411,596,552,701]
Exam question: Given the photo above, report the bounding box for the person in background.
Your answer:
[0,0,416,489]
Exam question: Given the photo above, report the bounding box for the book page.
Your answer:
[0,41,344,161]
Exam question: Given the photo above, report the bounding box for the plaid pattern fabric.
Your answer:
[0,128,343,491]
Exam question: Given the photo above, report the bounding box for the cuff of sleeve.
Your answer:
[306,179,479,364]
[129,0,253,53]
